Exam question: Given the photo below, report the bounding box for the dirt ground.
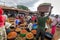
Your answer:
[52,27,60,40]
[17,28,60,40]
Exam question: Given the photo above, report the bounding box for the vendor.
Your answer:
[36,3,53,40]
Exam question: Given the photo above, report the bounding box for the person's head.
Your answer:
[40,12,45,17]
[16,16,19,19]
[18,15,21,19]
[55,15,59,18]
[33,14,36,16]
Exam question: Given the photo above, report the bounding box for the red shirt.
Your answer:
[0,15,5,27]
[31,16,36,21]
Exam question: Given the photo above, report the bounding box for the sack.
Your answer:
[45,32,53,39]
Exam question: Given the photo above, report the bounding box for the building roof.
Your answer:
[0,5,29,13]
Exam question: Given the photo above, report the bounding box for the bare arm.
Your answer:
[47,6,53,17]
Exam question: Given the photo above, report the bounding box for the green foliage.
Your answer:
[17,5,29,10]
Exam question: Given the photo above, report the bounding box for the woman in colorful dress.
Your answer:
[51,15,59,35]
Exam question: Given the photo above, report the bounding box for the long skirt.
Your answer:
[0,26,7,40]
[51,25,56,35]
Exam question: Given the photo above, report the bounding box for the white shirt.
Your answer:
[5,22,11,29]
[51,18,58,26]
[58,18,60,22]
[28,23,33,31]
[45,23,48,28]
[27,16,31,20]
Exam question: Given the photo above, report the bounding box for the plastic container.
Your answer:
[20,34,26,37]
[32,24,37,30]
[45,32,53,39]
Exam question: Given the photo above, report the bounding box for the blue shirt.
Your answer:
[15,19,20,25]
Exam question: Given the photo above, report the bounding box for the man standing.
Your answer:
[36,3,53,40]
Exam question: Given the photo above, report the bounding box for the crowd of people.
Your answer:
[4,12,60,40]
[0,4,60,40]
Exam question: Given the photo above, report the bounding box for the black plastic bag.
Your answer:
[45,32,53,39]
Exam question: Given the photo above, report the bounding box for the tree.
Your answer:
[17,5,29,10]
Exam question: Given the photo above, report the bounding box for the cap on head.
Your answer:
[0,8,3,15]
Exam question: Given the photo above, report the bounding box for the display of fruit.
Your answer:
[15,27,21,32]
[26,32,34,39]
[20,29,27,37]
[31,30,37,35]
[7,31,17,39]
[20,34,26,37]
[20,24,25,27]
[20,29,27,34]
